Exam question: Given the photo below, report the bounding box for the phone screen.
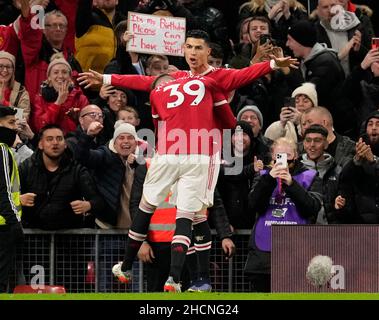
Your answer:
[372,37,379,50]
[283,97,296,109]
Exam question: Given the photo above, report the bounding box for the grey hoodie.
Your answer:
[301,43,338,79]
[301,153,335,179]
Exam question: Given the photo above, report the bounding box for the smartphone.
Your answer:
[372,37,379,50]
[276,153,287,168]
[283,97,296,109]
[14,107,24,120]
[259,34,272,45]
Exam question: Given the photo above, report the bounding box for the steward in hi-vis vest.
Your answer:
[0,105,24,293]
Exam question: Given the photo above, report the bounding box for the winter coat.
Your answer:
[301,153,342,224]
[32,87,89,135]
[74,131,141,226]
[19,149,104,230]
[335,157,379,224]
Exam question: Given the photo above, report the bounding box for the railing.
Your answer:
[12,229,253,293]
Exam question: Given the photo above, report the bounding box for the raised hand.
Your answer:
[271,55,299,69]
[360,49,379,70]
[253,156,264,172]
[86,121,104,137]
[77,69,104,89]
[55,81,69,105]
[99,84,116,100]
[334,195,346,210]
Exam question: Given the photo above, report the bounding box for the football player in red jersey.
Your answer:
[112,73,236,292]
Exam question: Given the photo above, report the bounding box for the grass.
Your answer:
[2,292,379,300]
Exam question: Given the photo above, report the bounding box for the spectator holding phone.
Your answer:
[245,137,322,291]
[265,82,318,143]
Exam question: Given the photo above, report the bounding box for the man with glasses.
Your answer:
[66,104,108,155]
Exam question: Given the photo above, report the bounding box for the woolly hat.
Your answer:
[233,120,255,143]
[0,51,16,68]
[47,53,72,77]
[109,121,138,153]
[288,20,317,48]
[364,111,379,129]
[236,105,263,127]
[291,82,318,107]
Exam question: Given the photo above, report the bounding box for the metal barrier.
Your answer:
[12,229,252,293]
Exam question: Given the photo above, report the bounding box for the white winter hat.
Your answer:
[291,82,318,107]
[109,121,138,153]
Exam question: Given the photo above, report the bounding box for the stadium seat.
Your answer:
[13,285,66,294]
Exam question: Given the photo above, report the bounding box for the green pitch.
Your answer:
[2,293,379,300]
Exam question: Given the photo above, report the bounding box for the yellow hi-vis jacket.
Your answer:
[0,143,22,225]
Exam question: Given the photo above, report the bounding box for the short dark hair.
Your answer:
[151,73,175,89]
[0,105,17,118]
[185,29,211,45]
[303,124,328,138]
[38,124,64,141]
[209,42,224,59]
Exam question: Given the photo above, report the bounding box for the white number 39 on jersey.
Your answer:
[163,79,206,109]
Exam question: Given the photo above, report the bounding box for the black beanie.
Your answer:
[364,110,379,130]
[233,120,255,145]
[288,20,317,48]
[0,105,17,118]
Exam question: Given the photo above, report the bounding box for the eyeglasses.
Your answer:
[0,64,13,71]
[45,23,67,30]
[81,112,104,119]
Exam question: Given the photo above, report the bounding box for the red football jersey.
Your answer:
[150,76,236,155]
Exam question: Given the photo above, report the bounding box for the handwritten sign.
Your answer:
[127,12,186,56]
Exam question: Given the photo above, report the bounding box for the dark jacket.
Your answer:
[301,153,343,224]
[335,157,379,224]
[245,161,322,275]
[74,131,139,226]
[130,164,233,240]
[19,149,103,230]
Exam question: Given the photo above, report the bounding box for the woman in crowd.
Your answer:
[32,53,89,135]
